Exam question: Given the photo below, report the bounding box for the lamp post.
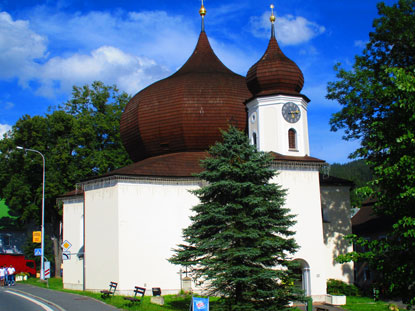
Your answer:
[16,146,46,280]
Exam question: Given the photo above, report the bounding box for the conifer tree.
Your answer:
[170,126,301,311]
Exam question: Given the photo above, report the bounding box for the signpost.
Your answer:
[63,251,71,260]
[61,240,72,251]
[34,248,42,256]
[33,231,41,243]
[44,261,50,279]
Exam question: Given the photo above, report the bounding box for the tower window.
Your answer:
[288,129,297,150]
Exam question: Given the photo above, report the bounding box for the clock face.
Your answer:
[282,102,301,123]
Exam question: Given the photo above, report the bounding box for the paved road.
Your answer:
[1,283,120,311]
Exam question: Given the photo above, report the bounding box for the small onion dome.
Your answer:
[246,33,304,97]
[120,31,251,162]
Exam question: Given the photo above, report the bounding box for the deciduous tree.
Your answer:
[327,0,415,306]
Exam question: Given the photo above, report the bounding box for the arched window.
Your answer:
[252,132,257,148]
[288,129,297,150]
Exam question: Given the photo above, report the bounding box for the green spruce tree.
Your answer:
[170,126,301,311]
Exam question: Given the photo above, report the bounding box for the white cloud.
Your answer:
[36,46,170,97]
[250,12,325,45]
[0,10,181,98]
[0,11,47,86]
[0,124,11,139]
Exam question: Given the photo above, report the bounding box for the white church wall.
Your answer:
[320,184,354,284]
[273,165,327,298]
[62,196,84,290]
[84,182,120,291]
[116,179,200,294]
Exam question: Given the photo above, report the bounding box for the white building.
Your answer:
[60,5,353,301]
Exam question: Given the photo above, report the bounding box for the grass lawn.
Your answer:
[21,278,396,311]
[343,296,397,311]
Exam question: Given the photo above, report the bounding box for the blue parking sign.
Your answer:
[34,248,42,256]
[192,297,209,311]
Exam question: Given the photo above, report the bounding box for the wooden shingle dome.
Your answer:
[246,28,304,97]
[120,31,250,162]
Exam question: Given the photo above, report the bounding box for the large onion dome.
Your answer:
[246,20,304,97]
[120,31,251,162]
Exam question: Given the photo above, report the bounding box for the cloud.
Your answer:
[250,12,325,45]
[36,46,170,97]
[0,9,183,98]
[0,124,11,139]
[0,11,47,86]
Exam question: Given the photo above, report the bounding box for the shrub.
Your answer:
[327,279,359,296]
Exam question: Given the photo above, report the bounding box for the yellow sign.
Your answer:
[33,231,41,243]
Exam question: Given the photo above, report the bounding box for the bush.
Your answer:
[327,279,359,296]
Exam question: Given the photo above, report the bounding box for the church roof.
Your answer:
[269,152,325,164]
[246,22,304,97]
[80,151,325,181]
[120,30,250,162]
[97,151,207,178]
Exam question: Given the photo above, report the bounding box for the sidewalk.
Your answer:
[7,283,120,311]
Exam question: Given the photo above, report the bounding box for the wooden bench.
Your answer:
[100,281,117,298]
[124,286,146,304]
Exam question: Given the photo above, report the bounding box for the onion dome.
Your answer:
[120,30,251,162]
[246,5,304,97]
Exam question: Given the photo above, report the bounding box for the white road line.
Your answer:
[5,290,55,311]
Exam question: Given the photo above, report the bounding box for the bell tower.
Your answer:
[245,4,310,157]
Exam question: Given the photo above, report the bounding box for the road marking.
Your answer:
[5,290,55,311]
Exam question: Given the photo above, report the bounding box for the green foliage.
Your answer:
[327,1,415,307]
[327,279,359,296]
[170,126,302,311]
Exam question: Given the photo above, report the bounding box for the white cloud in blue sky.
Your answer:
[249,12,325,45]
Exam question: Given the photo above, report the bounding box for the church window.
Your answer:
[288,128,297,150]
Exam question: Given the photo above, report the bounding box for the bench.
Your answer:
[100,281,117,298]
[124,286,146,304]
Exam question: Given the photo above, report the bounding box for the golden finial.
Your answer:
[199,0,206,32]
[270,4,276,23]
[199,0,206,17]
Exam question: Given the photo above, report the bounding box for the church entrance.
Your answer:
[293,259,311,296]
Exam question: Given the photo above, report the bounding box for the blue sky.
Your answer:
[0,0,396,163]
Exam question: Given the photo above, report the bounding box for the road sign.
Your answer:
[34,248,42,256]
[33,231,41,243]
[61,240,72,251]
[62,251,71,260]
[44,261,50,279]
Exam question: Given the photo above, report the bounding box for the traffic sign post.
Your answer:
[33,231,41,243]
[44,261,50,279]
[34,248,42,256]
[61,240,72,251]
[62,251,71,260]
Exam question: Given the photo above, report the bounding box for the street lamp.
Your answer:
[16,146,46,280]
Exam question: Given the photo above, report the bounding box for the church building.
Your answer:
[61,4,353,302]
